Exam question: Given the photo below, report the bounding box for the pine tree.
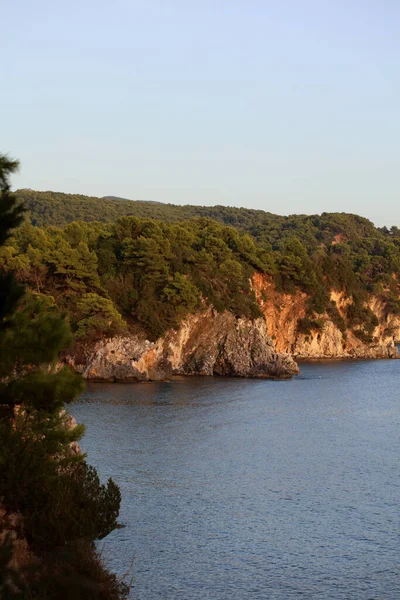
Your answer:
[0,155,127,599]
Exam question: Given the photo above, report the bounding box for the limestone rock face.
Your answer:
[66,310,299,381]
[252,273,399,360]
[65,276,400,381]
[170,311,298,379]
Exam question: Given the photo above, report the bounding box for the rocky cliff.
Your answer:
[253,273,400,359]
[66,310,299,381]
[65,277,400,381]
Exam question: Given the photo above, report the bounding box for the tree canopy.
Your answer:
[5,189,400,342]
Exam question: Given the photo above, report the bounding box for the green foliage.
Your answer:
[0,291,74,382]
[162,273,200,315]
[10,188,400,339]
[297,317,325,336]
[2,215,270,339]
[326,301,347,336]
[0,418,120,548]
[0,157,24,246]
[76,293,126,338]
[0,157,126,598]
[346,297,379,329]
[384,294,400,316]
[346,296,379,341]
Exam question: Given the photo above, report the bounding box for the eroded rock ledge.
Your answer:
[66,310,299,382]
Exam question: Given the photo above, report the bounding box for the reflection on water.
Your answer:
[71,360,400,600]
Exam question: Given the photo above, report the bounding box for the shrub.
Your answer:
[326,301,347,335]
[75,293,126,339]
[297,317,324,336]
[0,417,120,550]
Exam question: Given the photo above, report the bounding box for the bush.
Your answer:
[353,328,374,344]
[0,419,120,550]
[75,293,126,339]
[297,317,324,336]
[326,301,347,335]
[346,298,378,341]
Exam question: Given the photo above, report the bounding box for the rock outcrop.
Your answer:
[66,310,299,381]
[253,274,399,360]
[65,277,400,381]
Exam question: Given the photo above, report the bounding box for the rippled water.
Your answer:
[71,360,400,600]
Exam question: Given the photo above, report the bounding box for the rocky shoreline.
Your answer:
[66,310,299,382]
[253,274,400,361]
[64,277,400,382]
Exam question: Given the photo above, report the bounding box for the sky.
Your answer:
[2,1,400,226]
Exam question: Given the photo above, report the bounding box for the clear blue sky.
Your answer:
[2,1,399,225]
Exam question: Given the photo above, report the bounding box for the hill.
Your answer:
[6,188,400,349]
[102,195,162,204]
[16,188,279,228]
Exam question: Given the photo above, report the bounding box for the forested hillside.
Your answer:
[0,217,269,339]
[18,189,197,226]
[5,189,400,344]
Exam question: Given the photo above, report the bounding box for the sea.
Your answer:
[71,359,400,600]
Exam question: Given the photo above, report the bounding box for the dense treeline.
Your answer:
[18,189,196,227]
[0,217,269,339]
[8,189,400,342]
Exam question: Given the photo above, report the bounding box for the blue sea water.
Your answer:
[71,360,400,600]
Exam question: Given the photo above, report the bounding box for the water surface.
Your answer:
[71,360,400,599]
